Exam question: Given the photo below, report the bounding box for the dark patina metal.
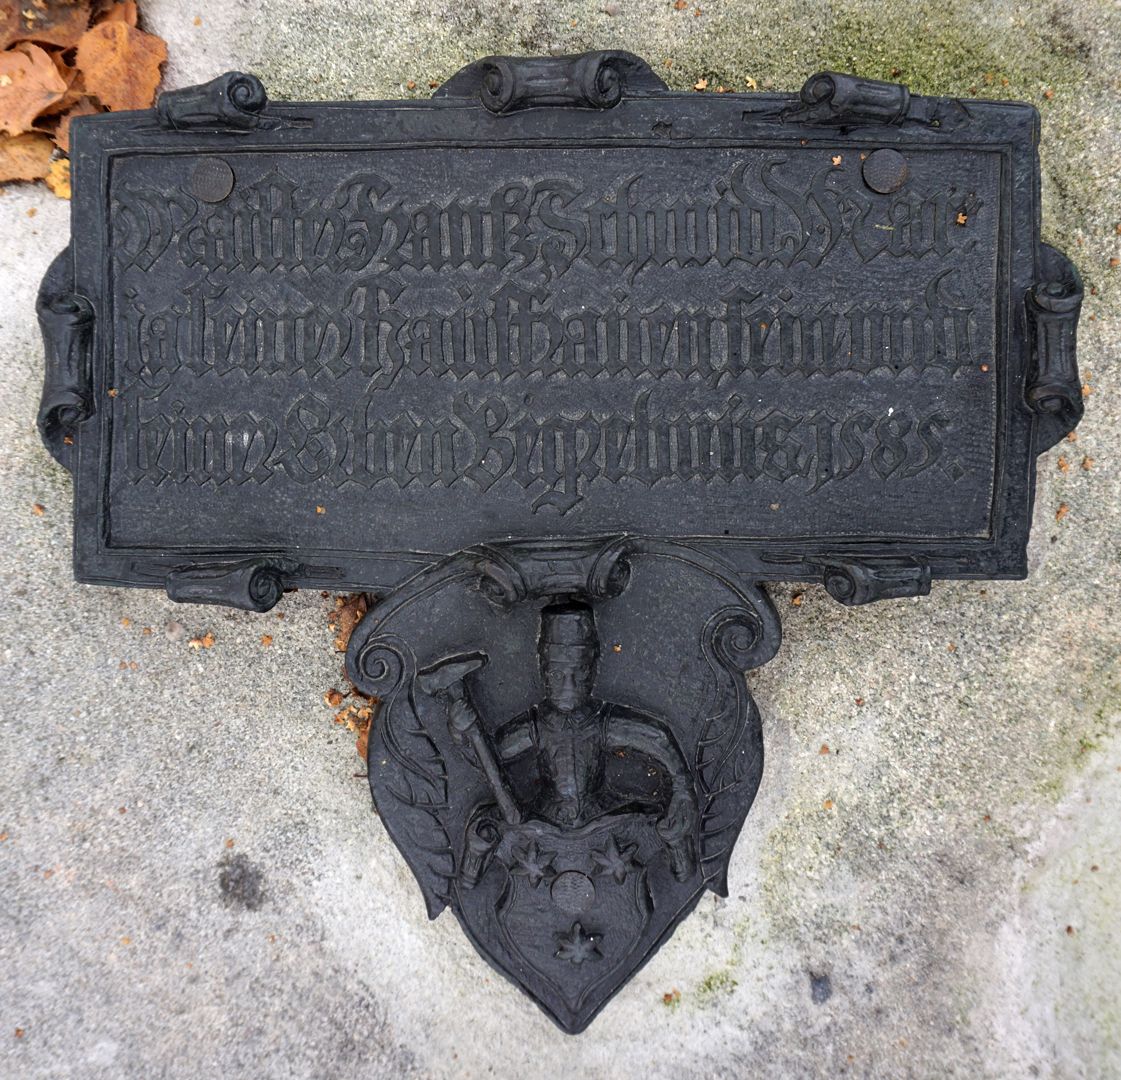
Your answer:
[38,52,1082,1033]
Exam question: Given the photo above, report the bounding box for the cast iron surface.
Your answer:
[38,52,1082,1033]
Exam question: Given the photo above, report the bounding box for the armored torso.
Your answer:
[527,701,612,828]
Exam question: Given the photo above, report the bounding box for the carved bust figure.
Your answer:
[449,599,698,879]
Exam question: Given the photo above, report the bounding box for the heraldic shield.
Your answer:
[346,537,781,1033]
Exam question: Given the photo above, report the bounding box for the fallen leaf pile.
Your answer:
[328,592,374,654]
[324,592,380,758]
[0,0,167,193]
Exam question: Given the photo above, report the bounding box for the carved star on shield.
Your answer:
[554,922,603,965]
[508,840,556,887]
[590,834,640,884]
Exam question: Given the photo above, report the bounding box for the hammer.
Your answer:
[416,652,522,825]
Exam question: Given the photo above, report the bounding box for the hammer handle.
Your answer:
[450,686,522,825]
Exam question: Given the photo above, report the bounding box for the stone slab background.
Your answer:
[1,1,1118,1077]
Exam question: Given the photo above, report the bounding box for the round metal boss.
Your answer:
[550,871,596,914]
[190,158,235,203]
[862,148,909,194]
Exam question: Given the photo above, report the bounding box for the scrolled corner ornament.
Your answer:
[155,70,275,131]
[38,50,1081,1032]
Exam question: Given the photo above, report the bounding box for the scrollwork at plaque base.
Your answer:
[345,537,780,1033]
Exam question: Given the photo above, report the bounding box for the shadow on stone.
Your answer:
[810,971,833,1004]
[218,852,266,910]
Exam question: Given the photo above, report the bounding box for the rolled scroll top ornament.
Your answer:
[37,51,1081,1033]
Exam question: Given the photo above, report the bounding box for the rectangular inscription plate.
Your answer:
[43,61,1079,596]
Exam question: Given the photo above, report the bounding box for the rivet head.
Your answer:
[862,148,909,194]
[190,158,235,203]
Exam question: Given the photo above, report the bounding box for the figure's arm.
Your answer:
[494,714,534,761]
[607,710,697,880]
[448,702,531,759]
[606,712,692,793]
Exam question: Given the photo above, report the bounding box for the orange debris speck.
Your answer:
[791,593,804,606]
[1055,503,1070,522]
[823,799,834,810]
[260,634,273,647]
[31,502,44,516]
[819,744,830,755]
[831,154,842,166]
[225,838,234,849]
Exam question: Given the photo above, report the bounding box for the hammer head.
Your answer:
[416,651,488,695]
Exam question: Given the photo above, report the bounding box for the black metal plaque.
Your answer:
[39,54,1082,1033]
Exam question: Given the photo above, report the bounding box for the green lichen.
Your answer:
[695,968,739,1003]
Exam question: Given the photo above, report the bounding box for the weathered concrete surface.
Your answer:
[1,1,1119,1077]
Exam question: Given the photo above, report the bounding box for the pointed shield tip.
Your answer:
[708,874,731,899]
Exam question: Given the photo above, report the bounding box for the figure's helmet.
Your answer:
[538,599,599,664]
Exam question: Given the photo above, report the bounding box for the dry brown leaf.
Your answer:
[0,130,53,179]
[34,65,89,121]
[93,1,138,26]
[188,630,215,650]
[1,1,93,51]
[44,154,69,196]
[77,21,166,112]
[331,593,371,652]
[0,42,69,135]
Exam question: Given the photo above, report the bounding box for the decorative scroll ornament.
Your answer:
[156,71,276,131]
[436,50,667,114]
